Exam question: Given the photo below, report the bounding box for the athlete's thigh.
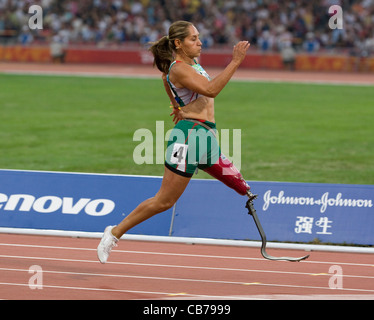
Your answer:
[154,165,191,204]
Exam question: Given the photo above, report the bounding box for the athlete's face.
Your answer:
[180,25,202,58]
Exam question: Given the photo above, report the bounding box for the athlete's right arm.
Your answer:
[173,41,250,98]
[161,73,184,124]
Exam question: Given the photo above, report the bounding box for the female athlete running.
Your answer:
[97,21,251,263]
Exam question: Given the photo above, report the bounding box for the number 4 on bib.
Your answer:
[170,143,188,164]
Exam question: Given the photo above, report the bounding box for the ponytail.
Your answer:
[149,36,173,74]
[149,21,193,74]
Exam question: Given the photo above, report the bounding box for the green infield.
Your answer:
[1,73,373,185]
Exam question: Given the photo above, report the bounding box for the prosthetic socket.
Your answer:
[203,154,250,196]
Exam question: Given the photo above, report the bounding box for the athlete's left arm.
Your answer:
[174,41,250,98]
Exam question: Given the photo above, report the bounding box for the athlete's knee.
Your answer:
[203,154,250,196]
[153,197,176,213]
[160,199,175,211]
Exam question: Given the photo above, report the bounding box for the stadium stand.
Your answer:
[0,0,373,56]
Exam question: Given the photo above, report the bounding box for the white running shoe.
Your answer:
[97,226,118,264]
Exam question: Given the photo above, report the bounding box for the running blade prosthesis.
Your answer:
[246,191,310,262]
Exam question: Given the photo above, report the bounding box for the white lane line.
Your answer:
[0,242,373,268]
[1,267,374,294]
[1,254,373,281]
[0,281,252,300]
[0,266,265,286]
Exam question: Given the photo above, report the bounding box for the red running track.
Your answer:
[0,233,373,300]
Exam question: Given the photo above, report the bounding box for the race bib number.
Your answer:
[170,143,188,164]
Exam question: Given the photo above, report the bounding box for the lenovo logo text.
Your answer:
[0,193,115,216]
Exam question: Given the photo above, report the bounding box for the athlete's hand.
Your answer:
[170,106,184,124]
[232,41,250,65]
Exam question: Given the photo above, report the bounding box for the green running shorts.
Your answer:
[165,119,221,177]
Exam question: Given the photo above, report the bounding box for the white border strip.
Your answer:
[0,168,163,179]
[1,227,373,254]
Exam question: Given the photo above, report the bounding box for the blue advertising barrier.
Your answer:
[0,169,373,245]
[0,170,173,236]
[174,180,374,245]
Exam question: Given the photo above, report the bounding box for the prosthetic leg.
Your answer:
[245,193,309,262]
[202,154,252,196]
[204,155,310,262]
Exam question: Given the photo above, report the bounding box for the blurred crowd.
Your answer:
[1,0,374,56]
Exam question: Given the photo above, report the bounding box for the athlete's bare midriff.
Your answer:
[180,95,215,123]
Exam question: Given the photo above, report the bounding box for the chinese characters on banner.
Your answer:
[295,216,333,235]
